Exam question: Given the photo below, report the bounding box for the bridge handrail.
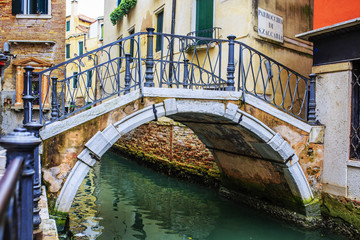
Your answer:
[37,30,311,124]
[0,156,24,240]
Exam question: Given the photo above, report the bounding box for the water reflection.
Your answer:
[69,151,348,240]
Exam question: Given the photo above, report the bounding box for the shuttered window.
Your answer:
[87,70,92,88]
[129,29,135,61]
[196,0,213,38]
[156,11,164,52]
[78,41,84,55]
[66,44,70,59]
[66,21,70,32]
[73,72,78,89]
[12,0,49,15]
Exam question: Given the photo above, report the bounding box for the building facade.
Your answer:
[103,0,313,78]
[65,0,104,108]
[0,0,66,134]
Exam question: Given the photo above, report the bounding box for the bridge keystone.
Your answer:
[85,132,112,159]
[164,98,178,116]
[224,103,238,120]
[77,148,98,167]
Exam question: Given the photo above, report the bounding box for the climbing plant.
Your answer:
[110,0,137,25]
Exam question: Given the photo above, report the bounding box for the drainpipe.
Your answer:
[169,0,176,87]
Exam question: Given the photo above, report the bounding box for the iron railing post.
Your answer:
[125,53,131,94]
[183,59,189,89]
[145,28,155,87]
[225,35,236,91]
[51,76,58,121]
[24,121,43,230]
[308,73,317,124]
[0,128,41,239]
[23,65,35,124]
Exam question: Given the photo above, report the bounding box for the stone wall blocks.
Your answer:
[115,104,165,135]
[309,126,324,144]
[55,161,90,212]
[267,133,285,150]
[102,124,121,145]
[224,102,239,120]
[176,100,225,116]
[164,98,178,116]
[283,162,314,202]
[85,131,112,159]
[239,115,274,143]
[77,148,97,167]
[276,140,296,162]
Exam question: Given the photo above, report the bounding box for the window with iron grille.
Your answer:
[350,61,360,159]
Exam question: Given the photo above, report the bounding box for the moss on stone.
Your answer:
[321,193,360,232]
[111,143,221,187]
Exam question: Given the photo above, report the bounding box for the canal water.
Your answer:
[69,151,348,240]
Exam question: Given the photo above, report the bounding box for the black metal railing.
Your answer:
[38,29,313,124]
[185,27,221,49]
[0,64,43,239]
[0,156,24,240]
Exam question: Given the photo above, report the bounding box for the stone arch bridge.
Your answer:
[39,87,322,216]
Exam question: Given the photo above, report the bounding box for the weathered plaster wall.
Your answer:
[103,0,313,78]
[313,62,352,197]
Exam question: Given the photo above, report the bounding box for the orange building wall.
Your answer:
[314,0,360,29]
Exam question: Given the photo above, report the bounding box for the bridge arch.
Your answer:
[46,92,314,215]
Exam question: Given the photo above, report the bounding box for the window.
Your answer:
[350,61,360,159]
[66,21,70,31]
[117,0,122,6]
[100,23,104,40]
[129,29,135,61]
[12,0,49,15]
[78,41,84,55]
[156,11,164,52]
[196,0,213,38]
[66,44,70,59]
[86,70,92,88]
[73,72,78,88]
[32,73,40,105]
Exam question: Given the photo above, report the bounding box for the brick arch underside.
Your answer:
[54,98,313,215]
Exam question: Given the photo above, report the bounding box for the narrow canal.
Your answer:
[68,151,348,240]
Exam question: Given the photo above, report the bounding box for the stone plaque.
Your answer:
[258,8,283,43]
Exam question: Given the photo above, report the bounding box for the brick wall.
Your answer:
[116,119,219,174]
[0,0,66,133]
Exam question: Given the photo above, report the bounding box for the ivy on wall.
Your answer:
[110,0,137,25]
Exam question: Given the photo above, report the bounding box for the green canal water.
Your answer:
[69,151,348,240]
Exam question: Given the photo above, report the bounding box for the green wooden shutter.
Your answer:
[66,44,70,58]
[73,72,78,88]
[12,0,23,14]
[156,11,164,52]
[79,41,83,55]
[87,70,92,88]
[37,0,48,14]
[196,0,213,38]
[129,30,135,61]
[66,21,70,31]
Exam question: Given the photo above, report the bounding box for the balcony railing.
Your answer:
[185,27,221,49]
[37,29,313,124]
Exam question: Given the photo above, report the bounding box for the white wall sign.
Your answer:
[258,8,283,43]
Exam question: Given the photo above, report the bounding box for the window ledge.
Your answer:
[8,40,56,45]
[11,105,50,112]
[16,14,52,19]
